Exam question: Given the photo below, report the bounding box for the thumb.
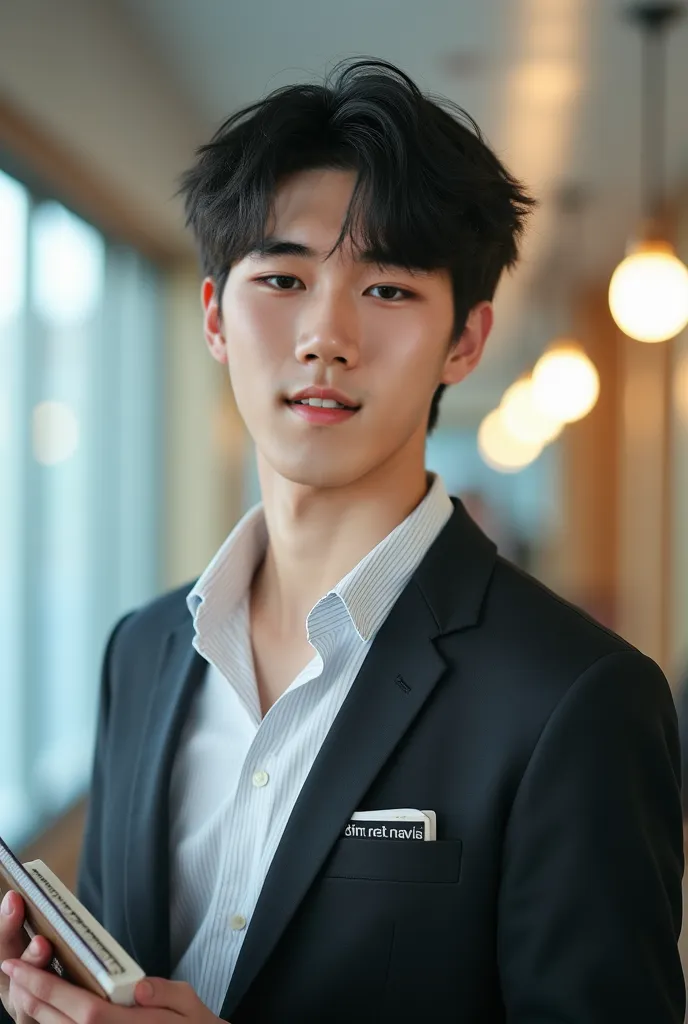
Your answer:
[135,977,199,1014]
[0,891,29,963]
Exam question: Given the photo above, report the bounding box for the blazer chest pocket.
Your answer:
[321,837,462,884]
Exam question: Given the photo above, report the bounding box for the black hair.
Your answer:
[179,58,536,432]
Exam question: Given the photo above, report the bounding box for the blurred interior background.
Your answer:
[1,0,688,962]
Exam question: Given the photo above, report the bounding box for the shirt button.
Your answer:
[252,770,269,788]
[230,914,247,931]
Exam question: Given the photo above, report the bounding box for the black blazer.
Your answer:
[75,500,684,1023]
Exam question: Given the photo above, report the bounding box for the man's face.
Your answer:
[203,168,491,490]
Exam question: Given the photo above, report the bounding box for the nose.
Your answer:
[294,289,360,369]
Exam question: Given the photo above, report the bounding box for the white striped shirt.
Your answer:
[169,474,453,1013]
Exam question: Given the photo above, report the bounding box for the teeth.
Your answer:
[296,397,348,409]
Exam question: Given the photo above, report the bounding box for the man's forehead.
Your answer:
[268,166,356,229]
[252,168,443,276]
[247,235,438,277]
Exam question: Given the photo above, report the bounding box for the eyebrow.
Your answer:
[248,236,410,268]
[249,238,318,259]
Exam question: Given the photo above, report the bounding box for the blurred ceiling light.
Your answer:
[500,374,564,445]
[609,239,688,342]
[33,401,80,466]
[531,340,600,423]
[510,60,581,108]
[527,187,600,426]
[609,3,688,342]
[478,409,543,473]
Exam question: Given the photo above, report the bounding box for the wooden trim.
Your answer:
[0,94,188,266]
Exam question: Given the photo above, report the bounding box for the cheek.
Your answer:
[223,292,291,379]
[372,316,449,395]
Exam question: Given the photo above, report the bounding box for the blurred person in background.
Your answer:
[0,59,683,1024]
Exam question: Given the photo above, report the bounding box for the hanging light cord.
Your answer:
[629,3,686,223]
[641,17,667,221]
[553,185,586,338]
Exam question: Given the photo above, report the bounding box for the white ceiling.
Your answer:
[113,0,688,415]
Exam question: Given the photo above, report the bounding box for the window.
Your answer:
[0,168,163,847]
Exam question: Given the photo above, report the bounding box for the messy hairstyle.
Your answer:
[180,58,536,432]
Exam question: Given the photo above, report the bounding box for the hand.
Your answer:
[0,891,55,1024]
[0,959,224,1024]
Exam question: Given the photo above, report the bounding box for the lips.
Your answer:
[288,401,359,425]
[287,386,360,410]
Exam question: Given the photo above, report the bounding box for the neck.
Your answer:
[251,445,430,638]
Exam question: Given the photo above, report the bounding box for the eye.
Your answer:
[367,284,414,302]
[258,275,304,291]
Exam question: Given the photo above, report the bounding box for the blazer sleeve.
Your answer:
[497,648,685,1023]
[76,613,134,920]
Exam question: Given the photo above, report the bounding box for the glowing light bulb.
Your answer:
[477,409,543,473]
[609,241,688,343]
[531,341,600,423]
[500,375,564,445]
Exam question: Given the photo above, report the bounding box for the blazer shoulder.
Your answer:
[457,556,672,775]
[115,579,197,653]
[467,556,656,721]
[489,554,636,660]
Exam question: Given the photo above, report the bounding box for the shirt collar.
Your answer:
[187,473,453,647]
[328,473,452,641]
[186,502,267,641]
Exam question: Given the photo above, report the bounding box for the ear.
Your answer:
[440,301,493,386]
[202,277,228,365]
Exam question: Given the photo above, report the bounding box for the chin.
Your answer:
[267,449,371,491]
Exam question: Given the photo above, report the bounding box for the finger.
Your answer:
[21,936,54,970]
[15,936,55,1024]
[9,980,72,1024]
[1,961,118,1024]
[135,976,198,1015]
[12,938,56,1024]
[0,892,29,1014]
[0,891,30,961]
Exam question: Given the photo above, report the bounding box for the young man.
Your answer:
[0,59,684,1024]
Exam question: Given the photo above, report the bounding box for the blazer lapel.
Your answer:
[221,581,446,1019]
[222,499,497,1020]
[123,617,205,978]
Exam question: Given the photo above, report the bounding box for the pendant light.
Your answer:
[478,408,544,473]
[499,373,564,445]
[531,185,600,423]
[608,3,688,342]
[531,340,600,423]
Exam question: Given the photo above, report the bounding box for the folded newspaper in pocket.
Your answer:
[0,835,144,1005]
